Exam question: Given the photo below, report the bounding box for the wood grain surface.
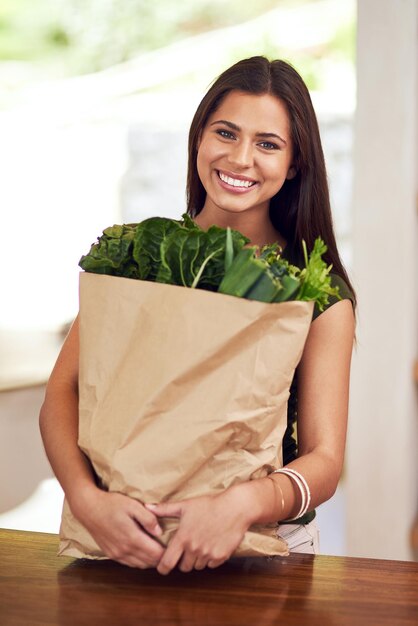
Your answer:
[0,528,417,625]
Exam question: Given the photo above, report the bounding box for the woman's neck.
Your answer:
[192,208,286,250]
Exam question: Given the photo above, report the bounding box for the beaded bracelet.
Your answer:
[271,468,311,521]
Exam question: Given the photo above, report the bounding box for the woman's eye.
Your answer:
[216,129,235,139]
[259,141,279,151]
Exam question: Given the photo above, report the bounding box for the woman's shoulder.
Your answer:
[281,240,355,321]
[312,272,354,321]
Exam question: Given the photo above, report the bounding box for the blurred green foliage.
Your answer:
[0,0,354,80]
[0,0,283,71]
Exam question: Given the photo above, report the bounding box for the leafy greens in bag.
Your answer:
[80,214,248,290]
[79,213,340,308]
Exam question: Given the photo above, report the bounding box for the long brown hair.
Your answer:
[186,56,356,307]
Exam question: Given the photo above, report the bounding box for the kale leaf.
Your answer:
[79,224,138,278]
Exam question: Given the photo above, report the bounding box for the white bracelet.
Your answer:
[281,468,311,511]
[283,468,311,519]
[271,468,311,520]
[273,470,307,520]
[280,470,307,519]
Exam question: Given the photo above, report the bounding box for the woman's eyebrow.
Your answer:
[209,119,287,145]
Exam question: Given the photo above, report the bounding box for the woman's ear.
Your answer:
[286,166,297,180]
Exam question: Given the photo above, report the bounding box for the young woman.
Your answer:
[39,56,355,575]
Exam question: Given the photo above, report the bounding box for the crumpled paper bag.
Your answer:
[59,272,313,559]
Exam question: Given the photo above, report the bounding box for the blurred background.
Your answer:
[0,0,417,561]
[0,0,356,331]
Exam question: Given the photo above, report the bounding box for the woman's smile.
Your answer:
[215,168,259,193]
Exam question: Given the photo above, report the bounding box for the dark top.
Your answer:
[280,242,354,524]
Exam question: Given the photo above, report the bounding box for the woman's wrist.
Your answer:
[270,468,311,521]
[227,472,306,526]
[67,480,102,522]
[225,480,277,527]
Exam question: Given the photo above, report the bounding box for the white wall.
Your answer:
[347,0,418,560]
[0,386,53,513]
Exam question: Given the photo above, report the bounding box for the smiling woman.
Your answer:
[39,56,356,575]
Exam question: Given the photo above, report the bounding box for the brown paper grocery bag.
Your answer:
[59,273,313,560]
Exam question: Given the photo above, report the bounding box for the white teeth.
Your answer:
[218,171,255,188]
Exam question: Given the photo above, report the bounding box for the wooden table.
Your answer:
[1,529,417,625]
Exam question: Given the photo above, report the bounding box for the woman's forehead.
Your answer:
[207,91,291,136]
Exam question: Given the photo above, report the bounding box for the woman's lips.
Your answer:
[215,170,259,194]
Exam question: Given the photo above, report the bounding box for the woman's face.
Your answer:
[196,90,295,220]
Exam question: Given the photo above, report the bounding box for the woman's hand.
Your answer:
[72,487,166,569]
[146,486,252,575]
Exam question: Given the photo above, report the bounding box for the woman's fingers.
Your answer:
[207,558,227,569]
[145,501,183,518]
[193,556,209,570]
[100,520,164,566]
[117,555,151,569]
[158,546,227,574]
[156,539,184,575]
[150,493,242,574]
[79,490,166,567]
[132,526,165,561]
[131,501,163,538]
[177,547,205,573]
[155,534,228,574]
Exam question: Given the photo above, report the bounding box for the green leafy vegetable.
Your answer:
[133,216,183,281]
[79,215,340,308]
[296,239,340,311]
[159,228,215,287]
[218,248,268,297]
[78,223,138,278]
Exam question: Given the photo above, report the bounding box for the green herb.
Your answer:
[296,239,340,311]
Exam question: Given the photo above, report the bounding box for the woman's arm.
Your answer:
[242,297,355,522]
[39,315,165,568]
[150,298,355,573]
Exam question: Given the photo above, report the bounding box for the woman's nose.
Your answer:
[227,140,253,168]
